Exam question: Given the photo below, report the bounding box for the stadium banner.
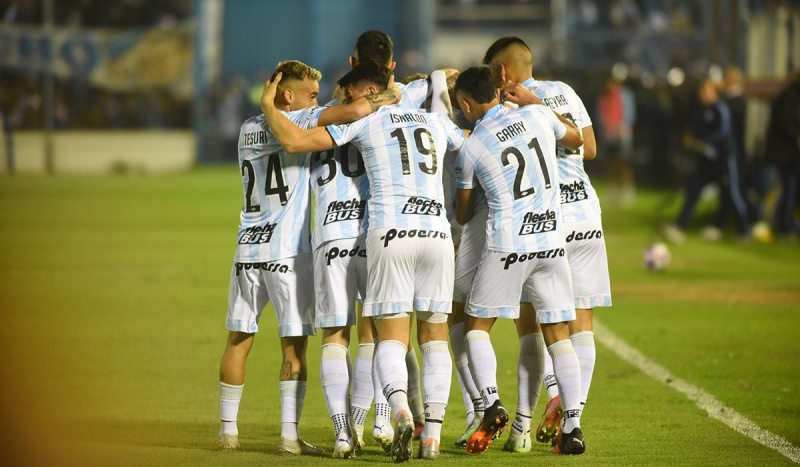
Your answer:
[0,24,193,96]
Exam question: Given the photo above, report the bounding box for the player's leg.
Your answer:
[531,253,585,455]
[463,249,528,454]
[370,329,395,454]
[217,263,269,450]
[568,309,594,406]
[412,235,455,460]
[451,222,487,447]
[566,215,612,410]
[373,314,415,461]
[363,227,417,462]
[505,303,544,453]
[406,344,425,440]
[449,299,483,448]
[464,314,503,454]
[351,306,377,450]
[416,315,452,460]
[267,254,325,457]
[314,239,360,458]
[218,331,254,450]
[347,237,394,452]
[536,352,563,444]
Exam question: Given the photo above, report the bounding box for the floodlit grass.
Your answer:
[0,167,798,466]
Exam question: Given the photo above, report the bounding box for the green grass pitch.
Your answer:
[0,167,798,466]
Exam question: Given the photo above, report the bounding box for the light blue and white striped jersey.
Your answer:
[234,107,323,262]
[309,141,369,250]
[457,104,566,253]
[310,79,432,248]
[522,77,602,222]
[398,79,431,110]
[327,105,465,232]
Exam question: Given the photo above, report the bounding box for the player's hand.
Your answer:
[501,82,541,106]
[261,72,281,112]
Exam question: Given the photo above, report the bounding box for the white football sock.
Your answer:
[350,343,374,428]
[406,348,425,424]
[450,322,480,424]
[321,344,350,434]
[570,331,596,406]
[372,342,392,423]
[543,352,559,400]
[513,332,545,435]
[465,330,499,408]
[420,340,451,443]
[375,340,411,422]
[548,340,582,433]
[280,380,306,441]
[219,382,243,436]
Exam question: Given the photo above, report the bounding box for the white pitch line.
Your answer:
[594,319,800,464]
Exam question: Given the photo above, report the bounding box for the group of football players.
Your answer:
[216,30,612,462]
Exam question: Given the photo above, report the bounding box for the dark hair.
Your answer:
[338,62,392,91]
[354,30,393,66]
[454,66,496,104]
[482,35,530,65]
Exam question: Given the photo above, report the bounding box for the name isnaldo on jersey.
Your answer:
[519,209,557,235]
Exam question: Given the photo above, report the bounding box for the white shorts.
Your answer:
[226,254,315,337]
[364,227,454,317]
[453,207,488,303]
[466,248,575,324]
[313,236,367,328]
[564,216,612,309]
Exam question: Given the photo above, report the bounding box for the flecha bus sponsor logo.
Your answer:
[402,197,443,216]
[324,198,366,225]
[560,180,588,204]
[519,209,557,235]
[238,223,276,244]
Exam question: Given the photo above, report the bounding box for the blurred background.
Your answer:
[0,0,798,192]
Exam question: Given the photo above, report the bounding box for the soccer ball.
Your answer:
[643,242,671,272]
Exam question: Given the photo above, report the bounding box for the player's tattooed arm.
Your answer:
[364,86,400,112]
[317,83,400,126]
[279,361,301,381]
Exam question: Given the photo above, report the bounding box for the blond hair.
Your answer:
[270,60,322,91]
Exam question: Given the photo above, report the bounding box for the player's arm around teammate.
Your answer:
[452,66,584,455]
[219,61,327,457]
[484,36,609,453]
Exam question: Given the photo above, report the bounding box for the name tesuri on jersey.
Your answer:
[457,104,566,253]
[235,107,323,262]
[522,77,602,222]
[327,106,465,232]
